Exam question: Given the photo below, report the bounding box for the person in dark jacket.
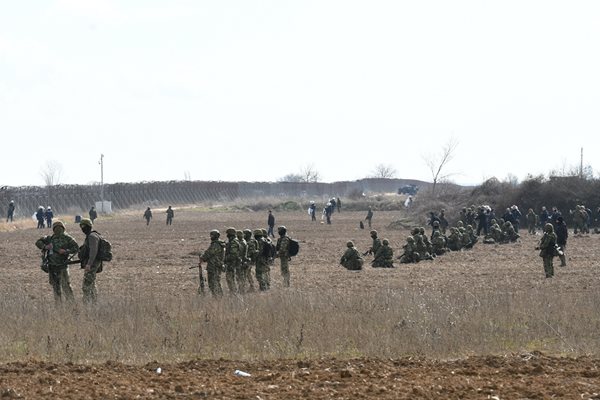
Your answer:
[89,206,98,223]
[6,200,15,222]
[45,206,54,228]
[539,206,549,228]
[267,210,275,237]
[510,205,522,232]
[36,206,45,229]
[554,216,568,267]
[475,207,488,236]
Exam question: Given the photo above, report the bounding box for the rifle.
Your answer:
[189,255,206,295]
[362,249,373,257]
[40,249,81,273]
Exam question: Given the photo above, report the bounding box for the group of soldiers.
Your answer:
[198,225,292,297]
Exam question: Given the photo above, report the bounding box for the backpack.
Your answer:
[93,230,113,262]
[288,238,299,257]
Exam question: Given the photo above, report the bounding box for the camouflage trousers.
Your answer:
[255,260,270,291]
[279,257,290,287]
[225,262,245,294]
[543,256,554,278]
[48,267,74,303]
[82,264,101,304]
[242,263,255,292]
[206,265,223,297]
[528,223,536,235]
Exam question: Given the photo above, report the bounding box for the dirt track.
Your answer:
[2,207,600,398]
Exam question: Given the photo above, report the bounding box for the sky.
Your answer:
[1,1,599,187]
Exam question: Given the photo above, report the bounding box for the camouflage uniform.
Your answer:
[166,206,174,225]
[35,221,79,303]
[235,230,248,294]
[465,225,478,248]
[276,226,291,287]
[243,229,257,292]
[572,205,586,235]
[340,241,364,270]
[254,230,270,291]
[200,230,225,297]
[502,221,520,243]
[224,227,242,293]
[413,228,433,260]
[526,209,538,235]
[538,223,557,278]
[78,218,103,304]
[372,239,394,268]
[431,231,448,255]
[399,236,419,263]
[446,227,462,251]
[368,230,382,255]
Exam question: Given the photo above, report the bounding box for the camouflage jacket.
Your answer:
[370,237,382,254]
[225,237,241,266]
[201,239,225,269]
[246,238,258,263]
[340,247,362,268]
[276,235,290,258]
[35,232,79,269]
[538,232,557,257]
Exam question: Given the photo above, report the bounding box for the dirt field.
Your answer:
[1,207,600,398]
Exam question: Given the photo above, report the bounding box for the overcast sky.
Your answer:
[1,1,598,187]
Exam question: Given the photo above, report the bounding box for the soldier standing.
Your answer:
[78,218,103,304]
[236,230,248,294]
[276,226,291,287]
[35,220,79,303]
[224,227,242,293]
[537,223,557,278]
[165,206,174,225]
[555,216,568,267]
[243,229,257,292]
[199,230,225,297]
[340,241,363,270]
[526,208,538,235]
[254,229,270,291]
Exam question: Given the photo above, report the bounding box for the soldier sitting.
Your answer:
[431,231,448,255]
[372,238,394,268]
[502,221,520,243]
[446,227,462,251]
[399,236,420,263]
[340,241,364,271]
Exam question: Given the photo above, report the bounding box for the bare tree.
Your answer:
[40,161,63,187]
[371,164,397,179]
[299,164,321,183]
[422,137,458,198]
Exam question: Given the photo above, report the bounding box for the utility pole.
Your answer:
[99,154,104,212]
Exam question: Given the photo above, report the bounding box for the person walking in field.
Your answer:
[35,220,79,303]
[276,226,291,287]
[309,201,317,221]
[267,210,275,237]
[89,206,98,223]
[199,230,225,297]
[36,206,45,229]
[45,206,54,228]
[6,200,15,222]
[143,207,152,225]
[526,208,538,235]
[166,206,174,225]
[365,206,374,228]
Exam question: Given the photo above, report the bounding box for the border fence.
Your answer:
[0,179,425,218]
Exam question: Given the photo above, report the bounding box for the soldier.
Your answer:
[243,229,257,292]
[555,216,568,267]
[365,206,374,228]
[236,230,248,293]
[372,238,394,268]
[537,223,558,278]
[465,225,478,248]
[254,229,270,291]
[446,227,462,251]
[262,228,275,265]
[366,230,382,256]
[36,206,45,229]
[276,226,291,287]
[475,206,488,236]
[571,205,586,235]
[35,220,79,303]
[143,207,152,225]
[419,227,434,256]
[413,228,433,260]
[340,241,363,270]
[489,219,504,243]
[199,230,225,297]
[431,231,448,255]
[502,221,520,243]
[439,209,449,234]
[430,220,441,240]
[526,208,538,235]
[166,206,174,225]
[224,227,242,293]
[398,236,419,263]
[78,218,103,304]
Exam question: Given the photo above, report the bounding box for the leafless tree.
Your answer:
[371,164,397,179]
[40,161,63,187]
[299,164,321,183]
[422,137,458,198]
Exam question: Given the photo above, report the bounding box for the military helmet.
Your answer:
[236,230,243,238]
[225,227,236,235]
[346,241,354,248]
[253,229,263,237]
[370,230,377,236]
[544,223,554,233]
[419,227,425,235]
[382,238,389,245]
[277,226,287,234]
[209,229,220,237]
[411,227,420,235]
[457,221,464,227]
[243,229,252,234]
[79,218,93,228]
[52,220,65,230]
[261,228,268,236]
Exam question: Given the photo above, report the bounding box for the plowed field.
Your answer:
[1,208,600,399]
